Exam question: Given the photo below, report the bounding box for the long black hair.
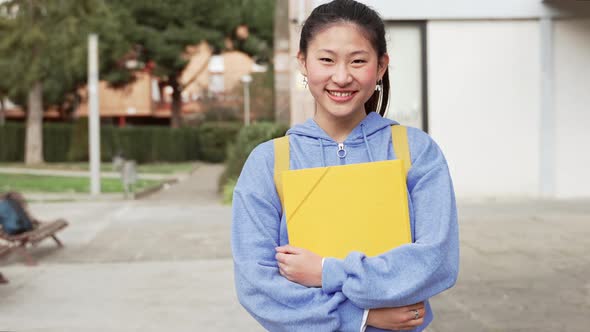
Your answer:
[299,0,390,116]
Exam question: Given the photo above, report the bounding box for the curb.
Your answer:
[134,178,179,200]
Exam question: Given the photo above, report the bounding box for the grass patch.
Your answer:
[0,162,198,174]
[222,177,237,205]
[0,173,160,193]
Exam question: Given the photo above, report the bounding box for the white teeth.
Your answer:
[329,91,352,97]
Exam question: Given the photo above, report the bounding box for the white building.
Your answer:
[275,0,590,200]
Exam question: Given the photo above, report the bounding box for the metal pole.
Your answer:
[88,34,101,195]
[244,81,250,126]
[539,17,554,198]
[241,74,252,126]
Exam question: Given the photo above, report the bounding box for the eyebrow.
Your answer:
[317,49,370,56]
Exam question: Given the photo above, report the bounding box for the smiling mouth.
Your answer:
[327,90,356,97]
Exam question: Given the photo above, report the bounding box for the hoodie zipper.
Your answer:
[337,143,347,159]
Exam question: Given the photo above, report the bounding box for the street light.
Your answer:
[241,74,252,126]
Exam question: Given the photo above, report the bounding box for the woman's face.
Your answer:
[298,23,388,122]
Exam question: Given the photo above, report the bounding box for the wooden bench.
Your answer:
[0,243,11,283]
[0,192,69,266]
[0,243,10,257]
[0,219,68,265]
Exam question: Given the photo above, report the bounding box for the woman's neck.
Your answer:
[313,109,367,143]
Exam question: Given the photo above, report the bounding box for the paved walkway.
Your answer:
[1,164,589,331]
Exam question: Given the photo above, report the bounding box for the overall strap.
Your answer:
[273,136,290,207]
[391,125,412,174]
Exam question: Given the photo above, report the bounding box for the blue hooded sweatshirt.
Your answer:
[232,112,459,332]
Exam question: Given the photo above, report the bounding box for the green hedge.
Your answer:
[0,122,25,162]
[0,121,242,163]
[44,123,73,162]
[198,122,242,163]
[220,122,289,197]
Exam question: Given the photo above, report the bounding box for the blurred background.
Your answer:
[1,1,589,331]
[287,0,590,200]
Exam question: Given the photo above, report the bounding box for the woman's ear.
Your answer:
[297,52,308,77]
[378,53,390,79]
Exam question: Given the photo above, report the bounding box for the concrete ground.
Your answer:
[1,164,589,331]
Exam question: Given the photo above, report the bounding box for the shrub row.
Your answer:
[0,121,242,163]
[220,122,289,197]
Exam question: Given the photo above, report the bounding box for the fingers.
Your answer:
[405,307,425,322]
[395,308,425,330]
[275,252,288,264]
[369,306,426,331]
[398,319,424,330]
[275,245,301,254]
[405,302,425,311]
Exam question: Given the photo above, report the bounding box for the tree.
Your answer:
[0,0,129,164]
[110,0,274,128]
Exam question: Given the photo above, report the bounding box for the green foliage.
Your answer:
[227,0,275,61]
[197,122,243,163]
[0,173,159,193]
[67,118,90,162]
[0,0,130,108]
[99,126,202,163]
[220,122,289,192]
[0,121,243,163]
[222,177,237,205]
[0,162,196,174]
[0,121,25,161]
[43,123,73,162]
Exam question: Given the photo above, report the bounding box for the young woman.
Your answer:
[231,1,459,331]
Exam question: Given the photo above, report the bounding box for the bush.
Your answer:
[220,122,289,194]
[222,177,237,205]
[197,122,242,163]
[0,121,240,164]
[0,122,25,162]
[44,123,72,162]
[66,118,89,161]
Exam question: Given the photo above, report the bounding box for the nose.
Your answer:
[331,64,352,86]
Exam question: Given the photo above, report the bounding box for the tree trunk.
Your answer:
[25,81,44,164]
[170,78,182,128]
[0,97,5,126]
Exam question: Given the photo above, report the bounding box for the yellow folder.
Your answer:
[282,160,412,259]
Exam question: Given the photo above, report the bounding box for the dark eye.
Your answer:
[319,58,333,63]
[352,59,367,64]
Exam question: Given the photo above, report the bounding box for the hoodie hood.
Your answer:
[286,112,398,144]
[285,112,399,167]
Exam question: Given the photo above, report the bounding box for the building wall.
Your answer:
[554,18,590,198]
[428,20,541,198]
[288,1,590,199]
[289,0,316,126]
[223,51,255,94]
[77,72,153,117]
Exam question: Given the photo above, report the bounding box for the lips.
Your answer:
[326,89,357,102]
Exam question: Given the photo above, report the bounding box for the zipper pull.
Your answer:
[337,143,347,158]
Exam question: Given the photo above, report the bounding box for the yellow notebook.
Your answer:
[282,160,412,259]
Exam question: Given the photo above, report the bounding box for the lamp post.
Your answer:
[241,74,252,126]
[88,34,101,195]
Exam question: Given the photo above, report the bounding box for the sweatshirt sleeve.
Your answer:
[232,142,364,332]
[321,129,460,309]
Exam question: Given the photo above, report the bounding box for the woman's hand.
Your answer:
[367,302,426,330]
[275,245,323,287]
